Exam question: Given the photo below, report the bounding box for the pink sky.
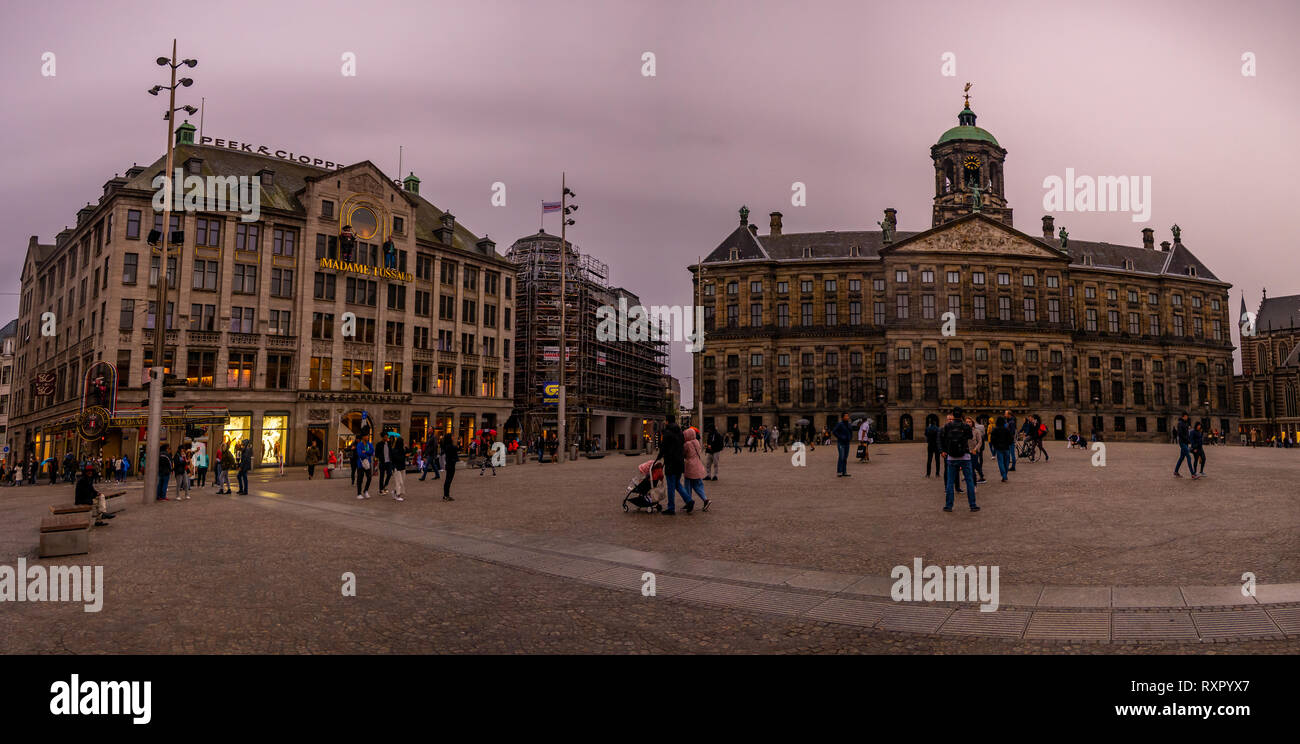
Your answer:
[4,0,1298,401]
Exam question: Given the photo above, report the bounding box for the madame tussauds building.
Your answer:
[10,123,517,468]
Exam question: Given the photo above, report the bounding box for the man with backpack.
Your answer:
[704,425,724,481]
[940,407,979,513]
[924,418,942,477]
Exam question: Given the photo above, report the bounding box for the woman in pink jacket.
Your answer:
[682,427,711,511]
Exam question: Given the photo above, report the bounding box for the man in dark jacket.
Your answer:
[1174,412,1197,478]
[657,417,693,515]
[704,426,724,481]
[832,413,853,477]
[440,433,459,501]
[939,407,978,512]
[925,420,942,477]
[236,439,252,495]
[156,444,173,501]
[420,437,440,480]
[1003,410,1018,471]
[388,434,407,501]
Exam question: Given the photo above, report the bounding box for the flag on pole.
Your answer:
[542,201,561,213]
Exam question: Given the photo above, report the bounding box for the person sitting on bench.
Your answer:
[75,464,114,526]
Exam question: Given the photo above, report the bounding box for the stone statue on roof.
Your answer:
[1058,227,1069,248]
[1171,224,1181,244]
[877,210,896,244]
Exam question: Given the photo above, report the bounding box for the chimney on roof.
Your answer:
[1160,240,1171,252]
[476,236,496,255]
[1041,215,1054,240]
[437,212,456,244]
[1142,227,1154,250]
[769,212,783,236]
[403,171,420,195]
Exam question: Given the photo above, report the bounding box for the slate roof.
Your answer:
[0,319,16,339]
[120,144,493,256]
[1257,294,1300,332]
[703,215,1223,284]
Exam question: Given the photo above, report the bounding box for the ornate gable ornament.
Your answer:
[885,214,1065,260]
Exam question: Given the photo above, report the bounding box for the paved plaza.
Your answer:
[1,441,1297,653]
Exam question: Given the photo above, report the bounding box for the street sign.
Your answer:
[542,382,560,405]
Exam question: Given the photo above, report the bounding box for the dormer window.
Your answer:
[802,245,813,258]
[1123,259,1134,271]
[728,246,738,260]
[849,244,860,257]
[1082,254,1093,266]
[184,158,202,176]
[257,169,274,187]
[1186,266,1197,277]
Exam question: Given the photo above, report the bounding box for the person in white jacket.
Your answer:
[857,418,873,462]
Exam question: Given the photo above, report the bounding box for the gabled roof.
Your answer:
[1257,293,1300,331]
[0,319,17,338]
[703,224,769,263]
[883,211,1071,261]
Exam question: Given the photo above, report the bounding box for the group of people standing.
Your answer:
[154,439,248,501]
[345,431,461,502]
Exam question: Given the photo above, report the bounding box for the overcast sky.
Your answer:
[5,0,1298,402]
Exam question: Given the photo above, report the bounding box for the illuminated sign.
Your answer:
[318,257,413,283]
[542,383,560,405]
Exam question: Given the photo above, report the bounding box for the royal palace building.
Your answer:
[1235,291,1300,443]
[9,123,516,467]
[691,99,1236,442]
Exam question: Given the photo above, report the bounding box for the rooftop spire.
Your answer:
[959,82,977,126]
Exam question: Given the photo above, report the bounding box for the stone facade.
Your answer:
[1235,293,1300,443]
[691,104,1235,442]
[9,128,516,468]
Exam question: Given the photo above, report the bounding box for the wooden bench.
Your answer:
[102,491,126,515]
[39,514,92,558]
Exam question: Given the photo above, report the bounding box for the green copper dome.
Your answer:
[936,106,999,146]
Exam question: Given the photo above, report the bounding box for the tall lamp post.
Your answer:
[557,175,577,462]
[142,40,196,505]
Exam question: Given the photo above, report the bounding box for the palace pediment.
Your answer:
[883,213,1068,261]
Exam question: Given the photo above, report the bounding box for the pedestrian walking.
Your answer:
[940,407,979,512]
[856,417,872,463]
[967,416,986,484]
[925,419,942,477]
[156,444,173,501]
[832,413,853,477]
[440,432,459,501]
[658,416,694,514]
[682,427,710,511]
[389,434,407,501]
[194,449,208,487]
[377,434,395,495]
[478,431,497,476]
[1003,410,1018,471]
[237,439,253,494]
[325,449,336,479]
[703,425,723,480]
[306,442,320,480]
[1191,421,1207,477]
[174,446,192,500]
[216,443,234,494]
[990,415,1014,482]
[354,433,374,499]
[1173,412,1198,479]
[420,437,440,480]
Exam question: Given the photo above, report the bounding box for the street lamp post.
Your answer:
[142,40,196,505]
[557,175,576,463]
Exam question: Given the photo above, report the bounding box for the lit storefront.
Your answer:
[260,413,289,466]
[224,414,251,452]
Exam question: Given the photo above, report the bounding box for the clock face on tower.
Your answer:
[963,155,981,171]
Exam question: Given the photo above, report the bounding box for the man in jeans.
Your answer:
[703,425,723,481]
[155,444,173,502]
[832,413,853,478]
[1173,412,1198,479]
[940,407,979,512]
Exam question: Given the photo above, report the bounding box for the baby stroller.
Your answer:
[623,457,666,513]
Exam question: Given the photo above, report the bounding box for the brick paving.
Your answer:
[0,441,1296,652]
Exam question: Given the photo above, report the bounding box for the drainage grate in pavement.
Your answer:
[803,597,887,627]
[939,608,1030,639]
[1024,611,1110,641]
[1112,612,1199,642]
[1191,609,1283,639]
[733,589,827,617]
[1263,606,1300,635]
[878,603,953,634]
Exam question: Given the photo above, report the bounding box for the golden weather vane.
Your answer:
[964,81,972,107]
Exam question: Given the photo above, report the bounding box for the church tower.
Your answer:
[930,86,1012,228]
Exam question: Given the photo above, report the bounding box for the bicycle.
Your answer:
[1015,435,1040,462]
